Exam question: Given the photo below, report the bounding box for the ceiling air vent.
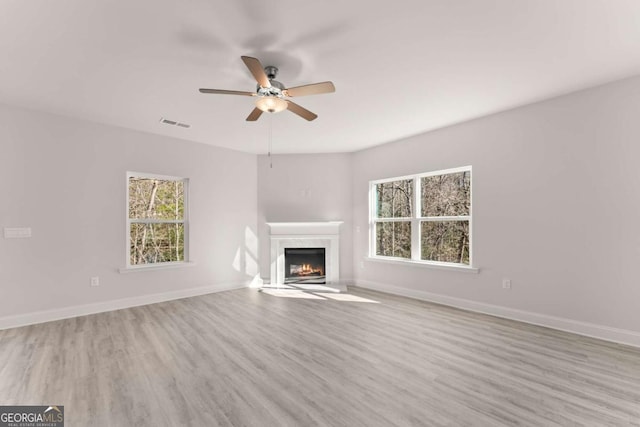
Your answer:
[160,117,191,128]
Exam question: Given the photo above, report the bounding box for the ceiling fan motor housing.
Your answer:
[257,66,285,96]
[264,66,278,80]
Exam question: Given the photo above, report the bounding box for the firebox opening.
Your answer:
[284,248,326,284]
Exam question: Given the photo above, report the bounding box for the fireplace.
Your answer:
[268,221,342,286]
[284,248,326,284]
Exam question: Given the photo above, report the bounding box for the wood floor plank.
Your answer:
[1,286,640,426]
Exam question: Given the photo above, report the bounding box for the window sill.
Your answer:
[365,256,479,274]
[118,261,196,274]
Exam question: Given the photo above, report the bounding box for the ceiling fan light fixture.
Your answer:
[255,96,288,113]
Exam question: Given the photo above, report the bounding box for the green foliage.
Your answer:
[129,178,184,220]
[130,223,184,264]
[129,177,185,265]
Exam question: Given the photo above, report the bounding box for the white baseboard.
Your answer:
[353,280,640,349]
[0,281,249,330]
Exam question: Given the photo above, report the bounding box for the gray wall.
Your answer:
[352,75,640,335]
[0,104,257,319]
[256,153,353,282]
[3,74,640,342]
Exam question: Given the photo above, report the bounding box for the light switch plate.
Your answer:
[4,227,32,239]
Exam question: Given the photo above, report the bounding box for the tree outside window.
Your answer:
[371,167,471,266]
[374,179,413,259]
[127,173,188,266]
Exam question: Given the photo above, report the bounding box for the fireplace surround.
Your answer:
[267,222,342,285]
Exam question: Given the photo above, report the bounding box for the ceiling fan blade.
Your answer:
[286,101,318,121]
[241,56,271,88]
[246,107,263,121]
[199,88,256,96]
[283,81,335,97]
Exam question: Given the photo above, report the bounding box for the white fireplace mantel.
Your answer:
[267,221,343,236]
[267,221,343,285]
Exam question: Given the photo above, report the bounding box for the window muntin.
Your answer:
[371,167,472,267]
[127,173,188,267]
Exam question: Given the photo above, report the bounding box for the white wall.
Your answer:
[0,104,258,323]
[352,75,640,340]
[4,75,640,345]
[257,154,353,282]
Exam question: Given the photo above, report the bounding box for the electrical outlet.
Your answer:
[360,261,365,269]
[502,278,511,289]
[91,276,100,287]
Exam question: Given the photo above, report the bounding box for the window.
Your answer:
[370,166,471,267]
[127,172,188,267]
[374,178,413,259]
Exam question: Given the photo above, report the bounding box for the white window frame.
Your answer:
[369,166,474,270]
[125,171,190,270]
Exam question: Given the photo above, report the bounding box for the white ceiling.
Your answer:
[2,0,640,154]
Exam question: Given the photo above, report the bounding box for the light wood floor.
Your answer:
[1,286,640,426]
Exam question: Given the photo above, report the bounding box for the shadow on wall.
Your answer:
[233,226,263,287]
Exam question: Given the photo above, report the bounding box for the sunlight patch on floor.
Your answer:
[314,293,380,303]
[259,284,295,290]
[260,289,326,299]
[293,284,340,292]
[260,287,380,303]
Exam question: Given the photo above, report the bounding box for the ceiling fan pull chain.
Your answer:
[268,114,273,168]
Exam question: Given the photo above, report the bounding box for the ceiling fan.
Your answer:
[199,56,335,122]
